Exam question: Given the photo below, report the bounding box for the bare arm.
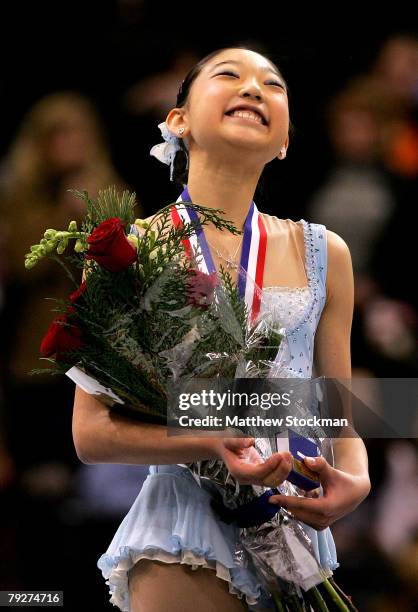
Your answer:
[72,386,294,491]
[314,230,370,489]
[72,385,223,465]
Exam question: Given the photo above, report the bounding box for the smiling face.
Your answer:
[166,48,290,168]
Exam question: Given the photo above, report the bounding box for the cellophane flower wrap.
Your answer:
[25,186,356,611]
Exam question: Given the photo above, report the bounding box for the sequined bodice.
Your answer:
[258,218,328,378]
[261,286,311,329]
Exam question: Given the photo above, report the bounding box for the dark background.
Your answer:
[0,3,417,611]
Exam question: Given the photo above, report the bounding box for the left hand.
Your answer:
[268,455,371,530]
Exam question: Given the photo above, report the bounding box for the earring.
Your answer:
[178,128,185,135]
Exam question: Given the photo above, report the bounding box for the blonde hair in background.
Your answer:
[3,90,121,200]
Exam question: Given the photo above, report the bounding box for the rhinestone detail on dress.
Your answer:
[259,219,322,379]
[261,219,319,335]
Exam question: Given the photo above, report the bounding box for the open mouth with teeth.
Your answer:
[225,109,268,126]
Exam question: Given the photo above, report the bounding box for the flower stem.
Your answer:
[49,254,79,288]
[317,579,350,611]
[271,589,287,612]
[304,586,330,612]
[327,579,359,612]
[285,593,305,611]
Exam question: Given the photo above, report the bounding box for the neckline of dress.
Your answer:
[262,219,311,292]
[261,219,320,336]
[263,285,310,291]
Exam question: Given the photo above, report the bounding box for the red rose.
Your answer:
[86,217,137,272]
[69,280,87,303]
[40,314,84,360]
[185,269,218,310]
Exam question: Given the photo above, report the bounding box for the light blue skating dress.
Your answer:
[97,218,339,611]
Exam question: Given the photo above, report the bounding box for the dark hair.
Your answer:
[171,44,295,191]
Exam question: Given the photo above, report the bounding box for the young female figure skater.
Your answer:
[72,46,371,612]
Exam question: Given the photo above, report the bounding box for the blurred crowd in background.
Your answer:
[0,3,417,610]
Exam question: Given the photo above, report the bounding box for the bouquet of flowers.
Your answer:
[25,186,284,415]
[25,186,357,611]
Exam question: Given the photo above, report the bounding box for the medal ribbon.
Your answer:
[170,186,267,323]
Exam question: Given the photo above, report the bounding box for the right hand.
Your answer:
[216,435,293,488]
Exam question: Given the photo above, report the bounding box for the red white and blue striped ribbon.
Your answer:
[170,186,267,323]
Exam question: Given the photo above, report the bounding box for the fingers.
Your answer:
[302,456,335,494]
[235,452,292,487]
[303,455,331,476]
[302,488,321,499]
[223,436,255,451]
[268,494,331,530]
[223,437,261,464]
[244,445,265,465]
[230,452,280,484]
[260,452,293,488]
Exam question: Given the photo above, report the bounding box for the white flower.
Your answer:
[127,234,139,250]
[149,122,189,182]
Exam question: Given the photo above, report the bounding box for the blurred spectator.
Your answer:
[362,297,417,363]
[306,40,418,377]
[307,77,397,286]
[331,438,418,610]
[0,91,145,602]
[365,37,418,356]
[371,34,418,179]
[0,91,135,475]
[70,463,150,520]
[373,440,418,554]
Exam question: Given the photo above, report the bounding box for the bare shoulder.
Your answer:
[259,212,288,236]
[259,212,284,224]
[325,228,353,266]
[327,229,350,253]
[324,229,354,304]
